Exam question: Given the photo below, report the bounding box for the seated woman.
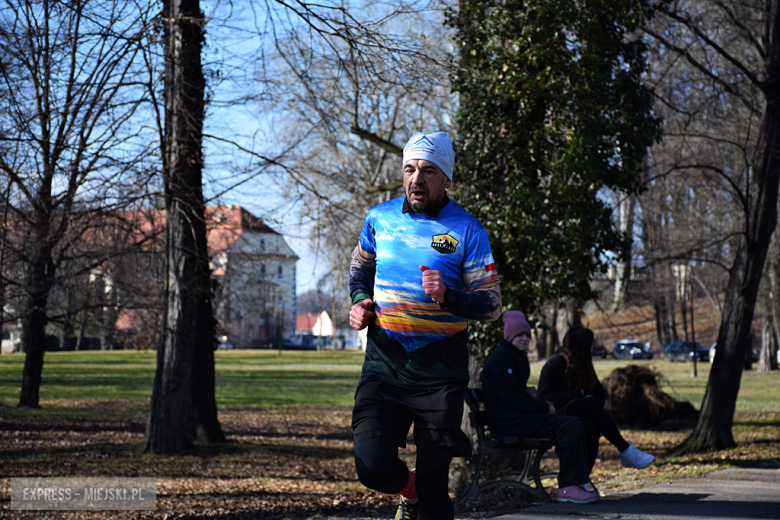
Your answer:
[537,325,655,475]
[481,311,599,504]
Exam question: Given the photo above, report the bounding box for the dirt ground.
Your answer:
[1,402,397,519]
[1,400,776,520]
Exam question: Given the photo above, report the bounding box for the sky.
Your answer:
[199,82,334,295]
[198,0,337,296]
[197,0,450,296]
[199,101,332,296]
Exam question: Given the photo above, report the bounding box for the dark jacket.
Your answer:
[481,340,552,437]
[536,352,607,410]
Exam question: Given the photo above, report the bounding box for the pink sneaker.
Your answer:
[557,484,600,504]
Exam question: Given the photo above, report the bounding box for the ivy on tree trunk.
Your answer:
[144,0,223,455]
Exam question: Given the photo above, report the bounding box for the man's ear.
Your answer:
[444,178,452,189]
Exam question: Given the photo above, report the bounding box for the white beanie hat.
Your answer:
[402,132,454,180]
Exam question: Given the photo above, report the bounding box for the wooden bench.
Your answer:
[462,387,557,502]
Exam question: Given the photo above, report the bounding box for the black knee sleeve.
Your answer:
[354,436,409,494]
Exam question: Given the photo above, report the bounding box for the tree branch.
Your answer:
[349,125,403,155]
[660,8,762,87]
[642,25,760,114]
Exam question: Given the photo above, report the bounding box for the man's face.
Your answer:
[403,159,451,214]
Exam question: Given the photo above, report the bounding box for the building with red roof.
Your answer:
[206,205,299,348]
[1,204,299,351]
[62,205,299,349]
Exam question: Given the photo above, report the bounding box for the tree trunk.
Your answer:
[59,321,72,352]
[744,327,755,372]
[758,320,777,372]
[99,276,118,351]
[680,282,688,341]
[75,315,86,351]
[18,246,55,409]
[58,287,74,351]
[536,304,559,360]
[767,263,780,371]
[652,262,677,349]
[654,302,664,347]
[612,193,635,312]
[144,0,223,454]
[189,275,223,442]
[567,299,583,328]
[675,22,780,451]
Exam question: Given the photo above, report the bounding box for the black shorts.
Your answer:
[351,376,472,457]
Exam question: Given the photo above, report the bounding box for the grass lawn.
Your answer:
[0,350,778,519]
[5,350,775,413]
[0,350,366,409]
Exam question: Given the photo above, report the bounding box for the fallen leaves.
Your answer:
[1,401,778,519]
[0,404,402,519]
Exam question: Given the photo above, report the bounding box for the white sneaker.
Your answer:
[620,444,655,469]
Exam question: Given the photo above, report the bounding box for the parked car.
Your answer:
[612,340,653,360]
[664,340,709,362]
[709,343,761,363]
[591,339,608,359]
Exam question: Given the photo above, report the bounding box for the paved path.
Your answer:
[494,461,780,520]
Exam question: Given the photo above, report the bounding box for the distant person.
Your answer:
[481,311,599,503]
[348,131,502,520]
[537,325,656,474]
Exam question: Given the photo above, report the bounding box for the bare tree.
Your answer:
[612,191,637,313]
[644,0,780,451]
[34,206,164,354]
[0,0,158,408]
[140,0,450,453]
[202,0,455,286]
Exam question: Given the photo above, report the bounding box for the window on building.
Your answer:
[277,265,283,279]
[259,264,266,279]
[259,238,265,251]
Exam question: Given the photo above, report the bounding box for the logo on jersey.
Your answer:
[431,234,459,254]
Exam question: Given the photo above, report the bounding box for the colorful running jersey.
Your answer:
[356,196,499,353]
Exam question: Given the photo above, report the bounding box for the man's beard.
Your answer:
[407,195,430,213]
[406,186,440,214]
